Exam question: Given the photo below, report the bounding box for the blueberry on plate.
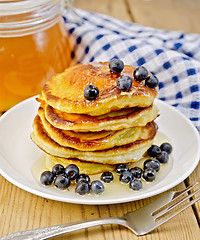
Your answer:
[109,59,124,73]
[91,180,104,194]
[133,66,148,82]
[75,182,90,195]
[40,171,54,186]
[145,75,159,88]
[117,76,132,92]
[52,164,65,176]
[116,163,129,174]
[147,145,161,157]
[160,142,172,154]
[144,159,160,172]
[130,167,143,178]
[143,168,156,182]
[65,164,79,180]
[129,179,142,191]
[120,171,134,184]
[157,151,169,163]
[76,173,90,184]
[84,85,99,100]
[54,174,70,189]
[101,171,113,183]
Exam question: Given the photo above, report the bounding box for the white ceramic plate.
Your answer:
[0,96,199,205]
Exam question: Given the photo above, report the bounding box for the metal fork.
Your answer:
[1,182,200,240]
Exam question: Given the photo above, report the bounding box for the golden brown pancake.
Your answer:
[42,100,159,132]
[31,115,157,164]
[38,106,155,151]
[42,62,158,116]
[45,155,115,175]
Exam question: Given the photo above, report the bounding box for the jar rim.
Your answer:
[0,0,60,15]
[0,0,65,37]
[0,0,63,12]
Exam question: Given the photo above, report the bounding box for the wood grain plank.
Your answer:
[185,162,200,224]
[73,0,132,21]
[127,0,200,33]
[0,177,199,239]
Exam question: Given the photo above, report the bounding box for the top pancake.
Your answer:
[42,62,158,116]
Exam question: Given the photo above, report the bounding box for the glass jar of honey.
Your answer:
[0,0,71,111]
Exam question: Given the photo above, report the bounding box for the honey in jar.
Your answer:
[0,0,72,111]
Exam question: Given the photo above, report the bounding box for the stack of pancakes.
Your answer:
[31,62,159,174]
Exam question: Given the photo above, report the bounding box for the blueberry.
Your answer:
[143,168,156,182]
[40,171,54,186]
[91,180,104,194]
[134,66,148,82]
[156,151,169,163]
[109,59,124,73]
[116,163,129,174]
[130,167,143,178]
[155,122,159,130]
[117,76,132,92]
[101,171,113,183]
[54,174,70,189]
[75,182,90,195]
[160,142,172,154]
[147,145,161,157]
[52,164,65,176]
[144,159,160,172]
[84,85,99,100]
[129,179,142,191]
[120,171,134,184]
[76,173,90,184]
[145,75,159,88]
[65,164,79,180]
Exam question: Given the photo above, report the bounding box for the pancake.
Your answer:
[38,106,155,151]
[45,155,115,175]
[42,62,158,116]
[42,100,159,132]
[31,115,157,164]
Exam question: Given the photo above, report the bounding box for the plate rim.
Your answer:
[0,96,199,205]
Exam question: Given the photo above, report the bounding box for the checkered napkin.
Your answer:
[63,9,200,132]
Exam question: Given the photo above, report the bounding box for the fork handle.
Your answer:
[1,217,127,240]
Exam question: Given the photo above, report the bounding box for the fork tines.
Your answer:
[153,182,200,224]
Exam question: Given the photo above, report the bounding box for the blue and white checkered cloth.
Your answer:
[63,9,200,132]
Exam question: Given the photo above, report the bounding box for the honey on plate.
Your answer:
[0,0,72,111]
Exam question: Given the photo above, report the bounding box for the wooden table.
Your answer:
[1,0,200,239]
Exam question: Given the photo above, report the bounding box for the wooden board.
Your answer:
[74,0,200,33]
[0,177,199,239]
[73,0,132,21]
[127,0,200,33]
[185,162,200,224]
